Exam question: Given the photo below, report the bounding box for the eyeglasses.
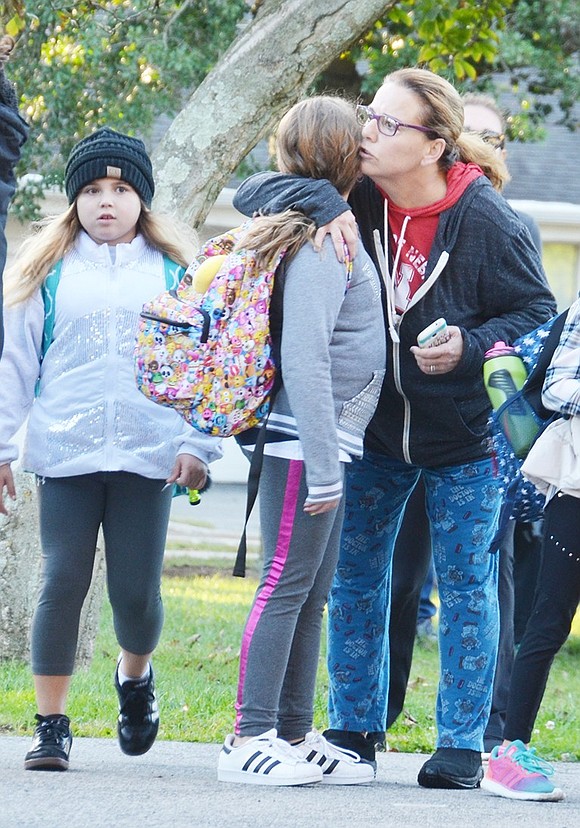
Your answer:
[464,128,505,150]
[356,104,436,138]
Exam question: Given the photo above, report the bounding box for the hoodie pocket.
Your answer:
[452,392,491,439]
[339,370,386,435]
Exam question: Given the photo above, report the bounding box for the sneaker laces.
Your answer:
[34,715,70,743]
[508,743,555,777]
[242,730,305,763]
[305,731,361,764]
[119,683,154,723]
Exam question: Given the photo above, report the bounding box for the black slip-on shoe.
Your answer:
[115,664,159,756]
[322,729,377,774]
[418,747,483,789]
[24,714,72,771]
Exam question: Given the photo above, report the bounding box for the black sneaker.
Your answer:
[417,747,483,789]
[114,664,159,756]
[24,714,72,771]
[322,729,377,774]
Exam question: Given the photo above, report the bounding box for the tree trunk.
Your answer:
[152,0,394,227]
[0,470,105,668]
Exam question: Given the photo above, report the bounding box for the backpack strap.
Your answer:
[233,370,284,578]
[232,258,287,578]
[40,255,182,359]
[163,254,186,290]
[522,309,568,420]
[40,259,63,361]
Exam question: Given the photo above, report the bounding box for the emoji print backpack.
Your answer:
[134,222,286,438]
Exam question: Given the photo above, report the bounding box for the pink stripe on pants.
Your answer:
[235,459,303,733]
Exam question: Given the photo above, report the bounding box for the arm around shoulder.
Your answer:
[233,172,351,227]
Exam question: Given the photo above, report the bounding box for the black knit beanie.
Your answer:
[64,127,155,206]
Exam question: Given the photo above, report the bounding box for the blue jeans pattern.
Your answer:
[327,451,500,750]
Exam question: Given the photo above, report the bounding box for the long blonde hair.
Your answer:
[385,68,510,192]
[4,202,198,307]
[238,95,362,268]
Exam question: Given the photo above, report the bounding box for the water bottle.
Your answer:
[483,341,539,458]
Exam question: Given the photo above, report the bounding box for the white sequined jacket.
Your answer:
[0,231,222,477]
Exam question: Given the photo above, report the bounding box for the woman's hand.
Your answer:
[166,454,208,491]
[0,463,16,515]
[410,326,464,375]
[314,212,359,261]
[304,497,341,516]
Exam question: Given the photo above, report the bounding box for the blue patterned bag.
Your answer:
[489,309,567,535]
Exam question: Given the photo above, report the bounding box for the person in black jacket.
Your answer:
[233,68,556,790]
[0,34,28,358]
[462,92,546,756]
[380,92,548,758]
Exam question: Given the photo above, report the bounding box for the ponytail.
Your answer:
[456,131,510,192]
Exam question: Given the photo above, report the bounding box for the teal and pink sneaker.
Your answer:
[481,740,564,801]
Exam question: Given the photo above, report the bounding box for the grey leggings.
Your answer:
[236,455,345,740]
[31,472,173,675]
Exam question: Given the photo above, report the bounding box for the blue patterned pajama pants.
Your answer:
[327,450,501,751]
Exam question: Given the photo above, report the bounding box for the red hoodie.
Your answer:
[382,162,483,314]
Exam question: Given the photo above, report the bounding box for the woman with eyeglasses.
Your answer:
[382,91,549,766]
[233,68,555,790]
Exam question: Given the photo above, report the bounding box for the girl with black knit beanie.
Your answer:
[0,127,222,771]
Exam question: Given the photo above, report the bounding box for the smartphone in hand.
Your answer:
[417,318,450,348]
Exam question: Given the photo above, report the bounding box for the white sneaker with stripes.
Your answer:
[218,729,322,786]
[295,730,376,785]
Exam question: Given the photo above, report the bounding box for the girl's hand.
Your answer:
[166,454,208,491]
[313,212,359,261]
[410,326,464,375]
[304,497,341,515]
[0,463,16,515]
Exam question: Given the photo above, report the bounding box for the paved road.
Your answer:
[166,481,261,560]
[4,484,578,825]
[1,736,578,827]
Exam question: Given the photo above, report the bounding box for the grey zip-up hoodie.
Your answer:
[234,172,556,467]
[238,235,386,502]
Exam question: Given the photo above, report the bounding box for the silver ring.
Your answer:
[430,364,435,373]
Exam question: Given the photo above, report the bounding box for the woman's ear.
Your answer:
[421,137,446,167]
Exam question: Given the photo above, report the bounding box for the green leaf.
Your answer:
[5,14,25,36]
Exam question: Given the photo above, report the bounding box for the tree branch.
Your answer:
[152,0,392,228]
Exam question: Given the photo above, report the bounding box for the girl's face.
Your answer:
[75,177,142,246]
[359,82,436,191]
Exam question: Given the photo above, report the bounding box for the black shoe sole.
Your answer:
[25,756,69,771]
[417,767,483,790]
[118,719,159,756]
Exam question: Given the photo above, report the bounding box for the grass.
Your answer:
[1,565,579,762]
